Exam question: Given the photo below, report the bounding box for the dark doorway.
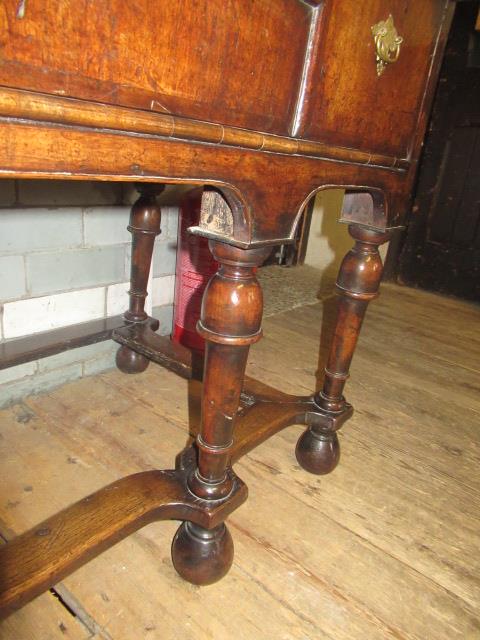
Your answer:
[394,2,480,302]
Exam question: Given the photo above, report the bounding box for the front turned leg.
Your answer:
[116,184,163,374]
[296,224,390,474]
[172,240,271,585]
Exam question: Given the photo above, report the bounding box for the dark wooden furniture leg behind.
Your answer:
[296,225,390,474]
[116,184,163,374]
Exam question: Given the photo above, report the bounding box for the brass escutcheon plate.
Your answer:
[371,14,403,77]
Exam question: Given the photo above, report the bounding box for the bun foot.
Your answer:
[171,522,233,586]
[115,345,149,374]
[295,429,340,475]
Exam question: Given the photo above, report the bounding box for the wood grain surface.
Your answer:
[300,0,452,157]
[0,0,310,135]
[0,1,454,248]
[0,0,452,160]
[1,282,479,639]
[0,539,92,639]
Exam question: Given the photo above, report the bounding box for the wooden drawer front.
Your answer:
[299,0,448,158]
[0,0,310,135]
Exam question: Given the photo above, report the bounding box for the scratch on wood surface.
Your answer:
[16,0,27,18]
[150,99,170,113]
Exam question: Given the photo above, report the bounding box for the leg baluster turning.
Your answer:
[296,224,390,475]
[172,241,271,584]
[116,184,163,374]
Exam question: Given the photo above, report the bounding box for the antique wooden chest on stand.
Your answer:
[0,0,455,616]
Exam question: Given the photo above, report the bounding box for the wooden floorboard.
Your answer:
[0,539,94,640]
[1,283,479,639]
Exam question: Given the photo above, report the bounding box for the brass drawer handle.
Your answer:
[371,14,403,76]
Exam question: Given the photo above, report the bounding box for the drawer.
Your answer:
[297,0,449,159]
[0,0,310,136]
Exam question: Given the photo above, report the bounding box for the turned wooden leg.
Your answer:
[116,184,163,374]
[171,240,270,585]
[296,224,390,475]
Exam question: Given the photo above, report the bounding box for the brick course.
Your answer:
[0,180,179,407]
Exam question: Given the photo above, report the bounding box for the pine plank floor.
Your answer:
[1,283,479,639]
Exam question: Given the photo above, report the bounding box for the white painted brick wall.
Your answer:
[0,179,180,407]
[0,208,84,253]
[27,246,127,296]
[3,287,106,338]
[152,275,176,308]
[84,206,131,246]
[0,255,26,300]
[106,282,131,317]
